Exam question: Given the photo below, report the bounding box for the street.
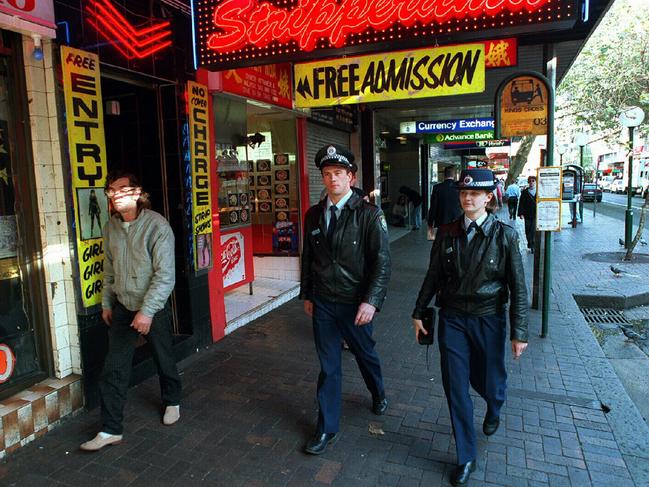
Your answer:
[583,191,647,222]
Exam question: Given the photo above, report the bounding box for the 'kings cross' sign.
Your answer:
[192,0,575,69]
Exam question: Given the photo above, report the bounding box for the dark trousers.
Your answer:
[524,217,535,249]
[438,311,507,465]
[312,297,385,434]
[99,301,181,435]
[507,198,518,219]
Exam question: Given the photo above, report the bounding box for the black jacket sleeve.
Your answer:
[505,228,529,341]
[363,211,391,310]
[411,234,444,319]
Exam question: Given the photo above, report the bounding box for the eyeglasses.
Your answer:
[104,187,136,198]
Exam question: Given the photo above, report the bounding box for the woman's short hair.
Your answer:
[104,170,152,212]
[486,190,499,212]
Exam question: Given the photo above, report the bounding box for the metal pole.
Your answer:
[541,96,555,339]
[625,126,634,247]
[579,146,584,223]
[593,160,599,217]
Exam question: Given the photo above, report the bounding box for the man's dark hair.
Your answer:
[444,166,457,179]
[528,175,537,183]
[105,170,151,212]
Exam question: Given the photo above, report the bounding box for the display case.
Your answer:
[216,143,251,229]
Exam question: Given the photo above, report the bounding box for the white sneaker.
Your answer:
[80,432,122,452]
[163,405,180,425]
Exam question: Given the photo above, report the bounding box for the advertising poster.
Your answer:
[61,46,108,308]
[221,232,245,288]
[187,81,214,271]
[221,63,292,109]
[294,43,485,107]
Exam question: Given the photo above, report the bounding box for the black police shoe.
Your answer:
[483,415,500,436]
[450,460,476,486]
[304,432,336,455]
[372,396,388,415]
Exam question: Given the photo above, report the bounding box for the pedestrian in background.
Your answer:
[505,180,521,220]
[300,144,391,455]
[81,171,180,452]
[518,175,537,253]
[411,168,528,486]
[427,166,462,240]
[399,185,423,230]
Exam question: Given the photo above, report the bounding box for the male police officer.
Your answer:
[300,144,391,455]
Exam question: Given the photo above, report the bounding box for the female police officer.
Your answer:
[411,168,528,486]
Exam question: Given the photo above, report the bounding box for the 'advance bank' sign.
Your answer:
[401,118,494,134]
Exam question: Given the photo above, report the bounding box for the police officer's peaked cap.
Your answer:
[456,168,497,191]
[315,144,357,172]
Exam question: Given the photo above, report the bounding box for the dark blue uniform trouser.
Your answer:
[438,310,508,465]
[312,297,385,434]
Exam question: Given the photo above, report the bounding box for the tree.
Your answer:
[556,0,649,148]
[505,136,535,187]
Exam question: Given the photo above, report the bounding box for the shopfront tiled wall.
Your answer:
[22,36,81,380]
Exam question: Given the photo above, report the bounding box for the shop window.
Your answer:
[0,51,45,394]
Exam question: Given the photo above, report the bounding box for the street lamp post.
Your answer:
[619,107,645,248]
[574,132,589,223]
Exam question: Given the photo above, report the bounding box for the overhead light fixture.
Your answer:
[31,35,43,61]
[380,130,390,135]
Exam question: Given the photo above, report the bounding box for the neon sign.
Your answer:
[193,0,573,69]
[86,0,173,60]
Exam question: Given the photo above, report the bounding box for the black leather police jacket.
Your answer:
[412,213,528,341]
[300,192,391,310]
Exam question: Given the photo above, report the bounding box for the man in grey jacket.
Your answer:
[81,171,180,452]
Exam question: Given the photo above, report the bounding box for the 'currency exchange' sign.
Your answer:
[294,43,485,108]
[401,117,494,134]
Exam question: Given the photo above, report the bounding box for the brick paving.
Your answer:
[2,208,649,486]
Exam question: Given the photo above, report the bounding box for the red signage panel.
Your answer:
[193,0,572,69]
[220,63,293,109]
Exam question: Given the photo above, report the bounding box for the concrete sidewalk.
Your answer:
[1,214,648,486]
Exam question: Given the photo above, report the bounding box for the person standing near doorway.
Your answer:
[80,171,181,452]
[518,175,537,253]
[300,144,391,455]
[399,186,423,230]
[411,168,528,486]
[505,181,521,220]
[427,166,462,239]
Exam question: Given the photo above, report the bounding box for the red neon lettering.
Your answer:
[206,0,550,53]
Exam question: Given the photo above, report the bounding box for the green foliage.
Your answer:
[557,0,649,147]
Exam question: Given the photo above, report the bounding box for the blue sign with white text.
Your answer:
[400,117,495,134]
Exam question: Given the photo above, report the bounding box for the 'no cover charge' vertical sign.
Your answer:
[61,46,109,308]
[187,81,213,271]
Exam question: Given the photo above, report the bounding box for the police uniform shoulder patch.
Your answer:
[379,215,388,233]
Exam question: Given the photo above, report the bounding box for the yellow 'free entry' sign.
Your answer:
[294,44,485,108]
[61,46,109,308]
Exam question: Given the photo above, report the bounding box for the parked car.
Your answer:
[598,175,616,191]
[582,183,602,202]
[609,178,626,194]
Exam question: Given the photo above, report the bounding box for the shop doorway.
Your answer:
[100,74,186,335]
